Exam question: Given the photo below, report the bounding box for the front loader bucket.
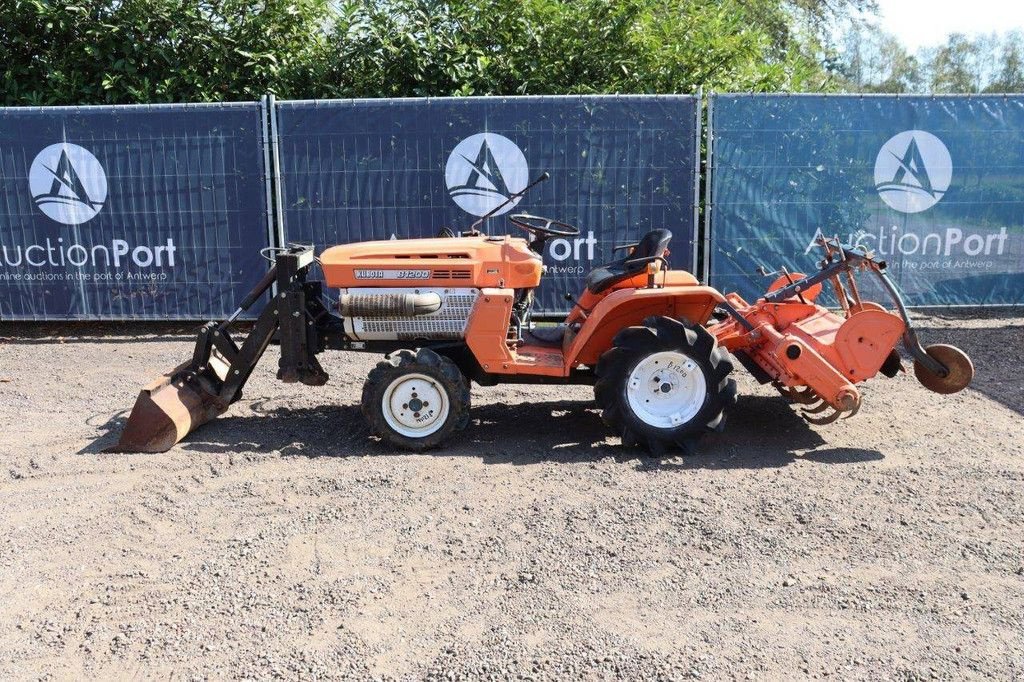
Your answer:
[104,244,326,454]
[105,363,228,453]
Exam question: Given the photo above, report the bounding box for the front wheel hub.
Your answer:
[382,373,450,438]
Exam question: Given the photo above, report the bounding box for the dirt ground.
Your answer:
[1,311,1022,680]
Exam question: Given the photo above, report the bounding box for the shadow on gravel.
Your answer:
[653,394,885,471]
[658,444,885,472]
[913,323,1023,416]
[78,410,131,453]
[81,393,883,471]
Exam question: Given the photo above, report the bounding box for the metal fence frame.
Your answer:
[702,93,715,285]
[270,93,703,318]
[0,100,274,320]
[703,91,1024,308]
[691,88,702,276]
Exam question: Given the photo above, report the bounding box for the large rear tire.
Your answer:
[361,348,471,451]
[594,316,737,455]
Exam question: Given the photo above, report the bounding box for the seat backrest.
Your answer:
[634,228,673,259]
[583,228,675,296]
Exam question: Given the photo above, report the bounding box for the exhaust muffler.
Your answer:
[339,291,442,317]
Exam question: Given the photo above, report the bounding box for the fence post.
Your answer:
[268,93,286,250]
[702,93,715,285]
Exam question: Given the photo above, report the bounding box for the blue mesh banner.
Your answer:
[275,96,699,314]
[0,102,271,320]
[707,94,1024,306]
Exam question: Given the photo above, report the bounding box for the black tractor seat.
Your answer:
[584,229,673,295]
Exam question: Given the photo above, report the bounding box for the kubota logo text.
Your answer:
[445,133,528,217]
[29,143,107,225]
[874,130,951,214]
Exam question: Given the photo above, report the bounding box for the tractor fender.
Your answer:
[565,286,726,368]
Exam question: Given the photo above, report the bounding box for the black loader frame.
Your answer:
[108,245,339,452]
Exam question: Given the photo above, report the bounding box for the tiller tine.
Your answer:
[801,400,832,414]
[774,384,820,405]
[105,364,227,453]
[790,387,819,405]
[801,393,861,426]
[802,408,845,426]
[774,383,795,400]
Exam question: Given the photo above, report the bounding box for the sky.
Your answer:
[875,0,1024,51]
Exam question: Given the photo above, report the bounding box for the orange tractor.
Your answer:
[110,174,973,454]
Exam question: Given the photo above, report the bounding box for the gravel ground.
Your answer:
[1,312,1022,680]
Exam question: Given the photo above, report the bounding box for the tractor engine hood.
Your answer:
[318,235,543,290]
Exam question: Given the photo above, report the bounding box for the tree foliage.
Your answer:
[839,28,922,93]
[1,0,332,105]
[2,0,865,105]
[987,32,1024,92]
[838,24,1024,94]
[318,0,851,97]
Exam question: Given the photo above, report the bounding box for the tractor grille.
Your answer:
[341,288,479,341]
[432,269,472,280]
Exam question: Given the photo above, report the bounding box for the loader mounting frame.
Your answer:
[194,244,335,404]
[106,245,338,452]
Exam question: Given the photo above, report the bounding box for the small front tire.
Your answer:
[361,348,470,450]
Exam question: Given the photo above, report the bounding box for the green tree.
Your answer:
[985,31,1024,92]
[315,0,858,98]
[836,26,1024,94]
[1,0,871,105]
[838,24,922,92]
[925,33,983,93]
[1,0,331,105]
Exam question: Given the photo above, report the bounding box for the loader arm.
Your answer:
[107,245,333,453]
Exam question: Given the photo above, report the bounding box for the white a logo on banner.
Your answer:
[29,143,108,225]
[874,130,951,214]
[445,133,528,217]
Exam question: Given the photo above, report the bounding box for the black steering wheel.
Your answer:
[508,213,580,239]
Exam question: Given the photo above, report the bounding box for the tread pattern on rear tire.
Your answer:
[594,316,737,456]
[361,348,471,451]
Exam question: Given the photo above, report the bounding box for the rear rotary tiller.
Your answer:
[108,179,973,454]
[712,236,973,426]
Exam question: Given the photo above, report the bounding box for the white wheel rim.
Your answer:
[382,373,450,439]
[626,351,707,429]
